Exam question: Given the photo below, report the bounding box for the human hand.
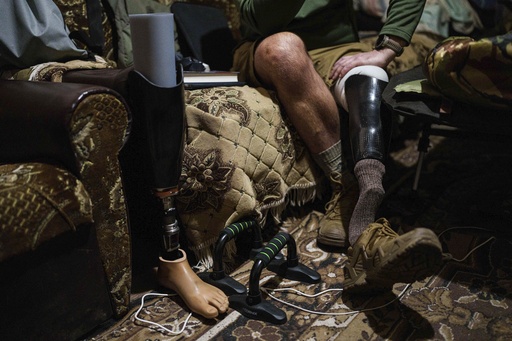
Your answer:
[329,49,396,81]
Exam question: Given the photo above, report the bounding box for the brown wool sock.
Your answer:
[348,159,385,245]
[312,140,343,177]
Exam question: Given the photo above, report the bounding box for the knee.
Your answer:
[255,32,309,78]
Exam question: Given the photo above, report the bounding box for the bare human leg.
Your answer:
[254,33,357,247]
[254,32,340,154]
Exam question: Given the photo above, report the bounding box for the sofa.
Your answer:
[0,79,131,340]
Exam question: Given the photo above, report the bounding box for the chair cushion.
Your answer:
[0,163,93,262]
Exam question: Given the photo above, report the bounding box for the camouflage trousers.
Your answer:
[423,31,512,110]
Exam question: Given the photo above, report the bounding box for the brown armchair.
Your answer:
[0,79,131,340]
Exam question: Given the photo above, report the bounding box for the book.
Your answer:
[184,70,239,83]
[183,71,245,89]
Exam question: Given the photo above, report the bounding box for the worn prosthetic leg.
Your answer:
[334,67,442,293]
[344,71,389,244]
[317,66,388,248]
[129,70,228,318]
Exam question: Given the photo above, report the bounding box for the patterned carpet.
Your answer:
[86,131,512,341]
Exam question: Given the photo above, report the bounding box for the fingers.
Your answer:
[330,51,391,80]
[330,57,358,80]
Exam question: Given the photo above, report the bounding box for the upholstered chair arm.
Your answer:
[0,79,132,317]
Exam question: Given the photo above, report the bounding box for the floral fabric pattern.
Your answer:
[176,86,319,264]
[179,146,234,213]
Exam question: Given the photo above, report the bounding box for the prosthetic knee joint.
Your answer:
[332,65,390,163]
[157,191,181,258]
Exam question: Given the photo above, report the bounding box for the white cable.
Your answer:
[446,236,495,262]
[263,287,343,298]
[260,226,503,316]
[437,226,499,262]
[260,284,411,316]
[132,227,502,328]
[437,225,495,238]
[192,259,211,272]
[133,292,193,335]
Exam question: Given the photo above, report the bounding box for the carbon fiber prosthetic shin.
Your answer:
[345,74,389,163]
[333,65,389,163]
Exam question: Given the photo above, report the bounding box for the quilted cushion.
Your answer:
[177,86,320,264]
[0,163,93,262]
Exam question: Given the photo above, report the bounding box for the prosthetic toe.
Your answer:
[317,171,359,247]
[343,218,443,294]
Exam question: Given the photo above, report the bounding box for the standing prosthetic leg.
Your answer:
[128,69,228,318]
[333,65,390,245]
[128,68,185,259]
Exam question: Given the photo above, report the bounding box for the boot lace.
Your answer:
[368,218,398,238]
[324,188,343,218]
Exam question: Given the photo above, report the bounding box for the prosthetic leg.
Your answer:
[128,67,228,318]
[333,67,444,294]
[128,67,185,258]
[333,66,391,245]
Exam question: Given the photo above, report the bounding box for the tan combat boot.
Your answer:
[317,171,359,247]
[343,218,443,294]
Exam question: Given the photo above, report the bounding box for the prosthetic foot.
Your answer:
[129,67,228,319]
[158,250,229,319]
